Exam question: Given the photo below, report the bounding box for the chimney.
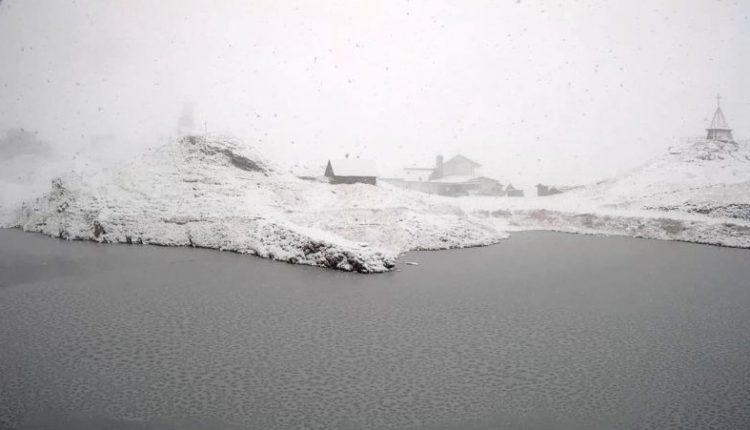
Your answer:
[432,155,444,180]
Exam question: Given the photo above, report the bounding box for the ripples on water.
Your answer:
[1,229,749,429]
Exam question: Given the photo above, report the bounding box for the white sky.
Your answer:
[1,0,748,184]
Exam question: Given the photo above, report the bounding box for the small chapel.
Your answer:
[706,95,734,142]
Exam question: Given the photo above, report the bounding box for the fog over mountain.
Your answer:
[1,0,748,183]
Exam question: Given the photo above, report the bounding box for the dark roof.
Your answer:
[325,159,378,177]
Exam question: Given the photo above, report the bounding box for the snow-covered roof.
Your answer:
[327,158,378,177]
[708,107,731,130]
[445,154,481,167]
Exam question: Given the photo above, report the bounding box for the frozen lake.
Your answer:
[1,228,749,429]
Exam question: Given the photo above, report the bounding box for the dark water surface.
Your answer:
[1,228,749,429]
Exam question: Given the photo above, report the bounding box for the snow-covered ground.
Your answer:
[4,135,503,272]
[460,139,750,248]
[2,135,748,272]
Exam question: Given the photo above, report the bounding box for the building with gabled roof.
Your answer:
[380,154,507,196]
[440,154,482,178]
[505,184,524,197]
[706,95,734,142]
[324,158,377,185]
[402,154,482,182]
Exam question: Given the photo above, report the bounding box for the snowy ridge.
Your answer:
[463,139,750,248]
[12,135,505,272]
[581,139,750,214]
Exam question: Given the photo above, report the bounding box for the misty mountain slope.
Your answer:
[13,135,504,272]
[581,139,750,218]
[462,139,750,248]
[0,129,70,225]
[0,154,64,226]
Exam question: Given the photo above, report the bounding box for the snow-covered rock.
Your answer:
[11,135,505,272]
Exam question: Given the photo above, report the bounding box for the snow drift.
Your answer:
[10,135,504,272]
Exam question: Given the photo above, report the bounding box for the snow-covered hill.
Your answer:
[462,139,750,248]
[582,139,750,219]
[3,135,748,272]
[9,135,504,272]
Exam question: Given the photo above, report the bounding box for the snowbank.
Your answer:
[10,135,505,272]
